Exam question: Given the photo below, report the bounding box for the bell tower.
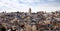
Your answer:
[28,8,31,15]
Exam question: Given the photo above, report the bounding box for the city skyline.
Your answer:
[0,0,60,12]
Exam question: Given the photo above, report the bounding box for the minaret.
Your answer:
[29,8,31,15]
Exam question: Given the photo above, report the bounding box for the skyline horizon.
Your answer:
[0,8,60,13]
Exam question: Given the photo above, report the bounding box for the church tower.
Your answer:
[28,8,31,15]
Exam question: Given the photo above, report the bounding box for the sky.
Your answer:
[0,0,60,12]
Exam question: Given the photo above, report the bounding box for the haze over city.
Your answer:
[0,0,60,12]
[0,0,60,31]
